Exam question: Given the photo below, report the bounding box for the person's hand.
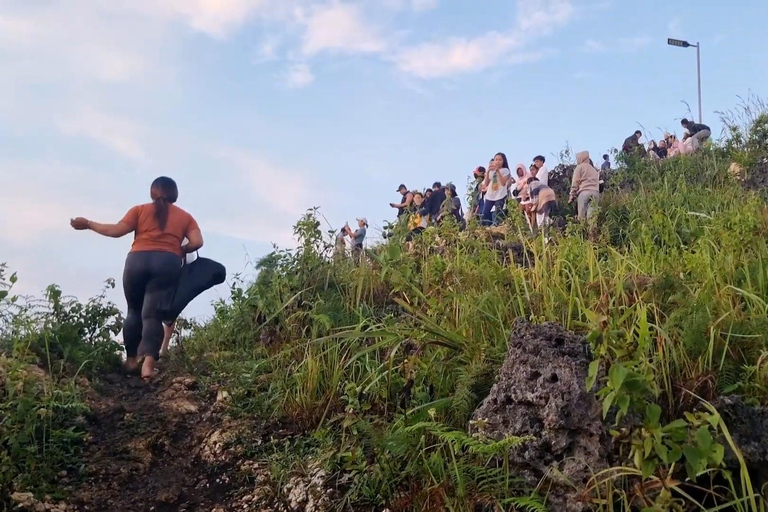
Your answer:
[568,197,574,204]
[70,217,90,230]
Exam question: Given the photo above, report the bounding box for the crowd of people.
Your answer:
[622,118,711,160]
[334,117,712,258]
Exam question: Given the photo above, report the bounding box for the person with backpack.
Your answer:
[70,177,203,382]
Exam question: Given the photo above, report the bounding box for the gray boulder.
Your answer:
[712,395,768,484]
[470,319,609,512]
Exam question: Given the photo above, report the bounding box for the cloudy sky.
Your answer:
[2,0,767,319]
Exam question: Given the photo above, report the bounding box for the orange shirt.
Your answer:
[120,203,199,257]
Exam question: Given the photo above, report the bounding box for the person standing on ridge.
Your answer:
[70,176,203,382]
[532,155,549,186]
[531,155,550,229]
[681,118,711,151]
[622,130,644,155]
[422,182,447,225]
[601,154,611,171]
[480,153,511,226]
[569,151,601,221]
[344,218,367,262]
[469,166,486,220]
[390,184,414,220]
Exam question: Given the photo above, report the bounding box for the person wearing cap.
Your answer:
[344,218,368,262]
[390,184,414,220]
[469,166,486,220]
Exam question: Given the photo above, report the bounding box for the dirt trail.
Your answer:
[68,369,240,512]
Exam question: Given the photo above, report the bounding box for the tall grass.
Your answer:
[181,119,768,510]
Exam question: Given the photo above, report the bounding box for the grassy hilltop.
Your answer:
[2,104,768,511]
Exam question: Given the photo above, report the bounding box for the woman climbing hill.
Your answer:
[70,177,203,382]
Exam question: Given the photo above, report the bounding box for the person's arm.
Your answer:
[71,206,135,238]
[87,220,134,238]
[182,228,204,254]
[497,169,511,187]
[569,167,582,202]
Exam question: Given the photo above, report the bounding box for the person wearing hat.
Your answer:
[390,184,414,220]
[469,166,486,220]
[344,217,368,262]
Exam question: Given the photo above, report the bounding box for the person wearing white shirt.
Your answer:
[480,152,512,226]
[532,155,550,228]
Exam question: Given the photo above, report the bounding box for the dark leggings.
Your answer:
[481,197,507,226]
[122,251,181,360]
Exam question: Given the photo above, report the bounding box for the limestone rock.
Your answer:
[470,318,609,512]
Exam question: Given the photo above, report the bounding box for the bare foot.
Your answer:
[141,356,158,382]
[123,357,140,375]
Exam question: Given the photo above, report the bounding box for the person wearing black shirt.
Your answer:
[390,184,414,219]
[622,130,645,156]
[421,182,446,224]
[681,118,711,151]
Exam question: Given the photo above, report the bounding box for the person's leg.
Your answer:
[693,129,711,150]
[480,198,495,226]
[586,191,599,221]
[122,253,148,372]
[160,320,175,359]
[577,192,589,220]
[139,253,181,380]
[493,199,507,225]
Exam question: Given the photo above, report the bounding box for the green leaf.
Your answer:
[662,419,688,432]
[645,404,661,427]
[608,363,628,390]
[618,394,631,416]
[654,441,669,462]
[667,444,683,463]
[0,290,7,300]
[710,444,725,467]
[643,435,654,458]
[695,426,713,451]
[683,445,703,476]
[602,391,616,419]
[586,359,600,391]
[641,458,657,479]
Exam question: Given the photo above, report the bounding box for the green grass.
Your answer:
[178,114,768,510]
[3,106,768,510]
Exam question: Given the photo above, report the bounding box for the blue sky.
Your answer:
[2,0,767,320]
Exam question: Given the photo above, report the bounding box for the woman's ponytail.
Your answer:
[154,196,170,231]
[150,176,179,232]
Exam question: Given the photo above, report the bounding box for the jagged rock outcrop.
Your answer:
[712,395,768,484]
[470,319,609,512]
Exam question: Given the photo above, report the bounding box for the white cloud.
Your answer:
[382,0,439,12]
[393,33,522,79]
[580,36,651,54]
[121,0,280,39]
[284,63,316,88]
[300,3,387,56]
[581,39,607,53]
[391,0,574,79]
[56,106,147,162]
[515,0,575,34]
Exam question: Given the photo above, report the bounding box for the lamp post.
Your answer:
[667,38,702,123]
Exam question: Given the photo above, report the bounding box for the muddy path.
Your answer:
[68,369,241,512]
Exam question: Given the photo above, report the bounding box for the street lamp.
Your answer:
[667,38,702,123]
